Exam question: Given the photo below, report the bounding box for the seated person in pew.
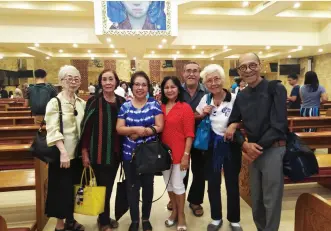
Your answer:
[0,86,9,98]
[45,65,86,231]
[225,53,288,231]
[300,71,328,132]
[25,69,57,124]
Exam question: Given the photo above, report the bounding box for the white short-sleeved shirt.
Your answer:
[196,91,236,136]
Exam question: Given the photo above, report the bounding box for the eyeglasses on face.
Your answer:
[63,77,81,83]
[205,77,222,85]
[185,69,200,75]
[237,62,259,72]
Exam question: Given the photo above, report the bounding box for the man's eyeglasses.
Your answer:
[133,83,148,88]
[185,69,199,75]
[237,63,259,72]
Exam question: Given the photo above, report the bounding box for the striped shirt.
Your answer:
[118,98,163,161]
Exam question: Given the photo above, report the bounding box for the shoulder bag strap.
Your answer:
[54,97,64,134]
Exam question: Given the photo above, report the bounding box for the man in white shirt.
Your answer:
[114,85,126,98]
[88,82,95,95]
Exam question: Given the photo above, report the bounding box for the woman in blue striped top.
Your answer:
[116,71,164,231]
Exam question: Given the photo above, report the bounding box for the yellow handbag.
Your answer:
[74,167,106,216]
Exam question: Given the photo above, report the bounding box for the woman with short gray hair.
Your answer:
[45,65,86,231]
[196,64,242,231]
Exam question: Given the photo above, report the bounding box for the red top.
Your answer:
[161,102,195,164]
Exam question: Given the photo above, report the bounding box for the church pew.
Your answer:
[0,104,8,111]
[295,193,331,231]
[0,169,35,192]
[0,215,31,231]
[288,117,331,132]
[0,98,25,102]
[0,102,24,107]
[7,107,30,111]
[322,103,331,110]
[0,111,31,118]
[0,117,35,126]
[0,126,39,144]
[239,131,331,207]
[288,109,327,117]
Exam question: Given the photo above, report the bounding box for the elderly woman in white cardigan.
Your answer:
[45,65,86,231]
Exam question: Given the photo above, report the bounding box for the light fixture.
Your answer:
[73,43,78,48]
[106,37,111,43]
[201,51,204,54]
[288,55,292,58]
[318,48,323,52]
[0,56,3,59]
[176,51,180,54]
[151,50,155,54]
[158,44,163,49]
[173,57,177,60]
[266,46,271,50]
[293,2,301,8]
[223,45,228,49]
[211,57,214,60]
[258,51,263,54]
[59,49,63,53]
[34,43,40,47]
[192,45,196,49]
[87,50,91,53]
[115,50,119,54]
[162,39,167,44]
[91,57,95,60]
[133,57,136,60]
[109,44,115,48]
[46,56,50,60]
[242,1,250,7]
[298,46,303,50]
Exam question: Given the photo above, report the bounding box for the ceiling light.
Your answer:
[258,51,263,54]
[211,57,214,60]
[173,57,177,60]
[87,50,91,53]
[201,51,204,54]
[34,43,39,47]
[59,49,63,53]
[242,1,250,7]
[162,39,167,44]
[298,46,303,50]
[106,37,111,43]
[73,43,78,48]
[91,57,95,60]
[266,46,271,50]
[223,45,228,49]
[109,44,115,48]
[158,45,163,49]
[46,56,50,60]
[293,2,301,9]
[115,50,119,54]
[288,55,292,58]
[192,45,196,49]
[133,57,136,60]
[318,48,323,52]
[176,51,180,54]
[0,56,3,59]
[151,50,155,54]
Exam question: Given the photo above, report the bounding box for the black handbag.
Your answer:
[115,163,129,221]
[132,126,172,174]
[30,97,63,163]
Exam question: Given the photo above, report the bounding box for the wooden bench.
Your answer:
[0,126,39,144]
[0,104,8,111]
[322,103,331,110]
[7,107,30,112]
[0,117,35,126]
[0,169,35,192]
[0,102,24,107]
[0,111,31,118]
[0,216,31,231]
[288,116,331,132]
[288,109,327,117]
[295,193,331,231]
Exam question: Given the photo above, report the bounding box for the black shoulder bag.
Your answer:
[30,97,63,163]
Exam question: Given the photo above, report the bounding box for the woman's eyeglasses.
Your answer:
[63,77,81,83]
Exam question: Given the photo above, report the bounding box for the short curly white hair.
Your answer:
[58,65,81,81]
[200,64,226,83]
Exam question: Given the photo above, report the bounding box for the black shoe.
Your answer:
[207,220,223,231]
[142,220,152,231]
[128,222,139,231]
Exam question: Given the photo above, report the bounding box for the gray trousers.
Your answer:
[249,146,285,231]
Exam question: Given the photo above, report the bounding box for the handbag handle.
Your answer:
[80,166,97,186]
[39,97,63,134]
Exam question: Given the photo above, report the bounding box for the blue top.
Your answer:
[118,98,163,161]
[300,85,326,108]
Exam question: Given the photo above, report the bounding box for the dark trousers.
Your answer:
[187,148,208,205]
[45,159,82,220]
[207,151,241,222]
[93,164,118,226]
[123,160,154,222]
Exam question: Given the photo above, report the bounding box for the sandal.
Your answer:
[65,219,85,231]
[165,219,177,227]
[167,201,173,211]
[142,220,153,231]
[177,225,187,231]
[189,204,204,217]
[97,218,119,229]
[129,222,139,231]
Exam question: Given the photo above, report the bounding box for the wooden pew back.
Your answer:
[0,117,35,126]
[0,111,31,118]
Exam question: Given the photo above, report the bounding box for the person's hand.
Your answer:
[225,124,237,141]
[180,155,190,171]
[202,105,213,116]
[60,150,70,168]
[129,133,139,140]
[82,149,90,168]
[242,142,263,162]
[135,127,147,137]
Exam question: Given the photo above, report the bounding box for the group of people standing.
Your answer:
[43,52,297,231]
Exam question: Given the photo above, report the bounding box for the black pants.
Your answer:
[123,160,154,222]
[187,148,208,205]
[93,164,118,226]
[207,145,241,222]
[45,159,82,220]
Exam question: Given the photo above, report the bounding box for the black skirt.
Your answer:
[45,158,83,219]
